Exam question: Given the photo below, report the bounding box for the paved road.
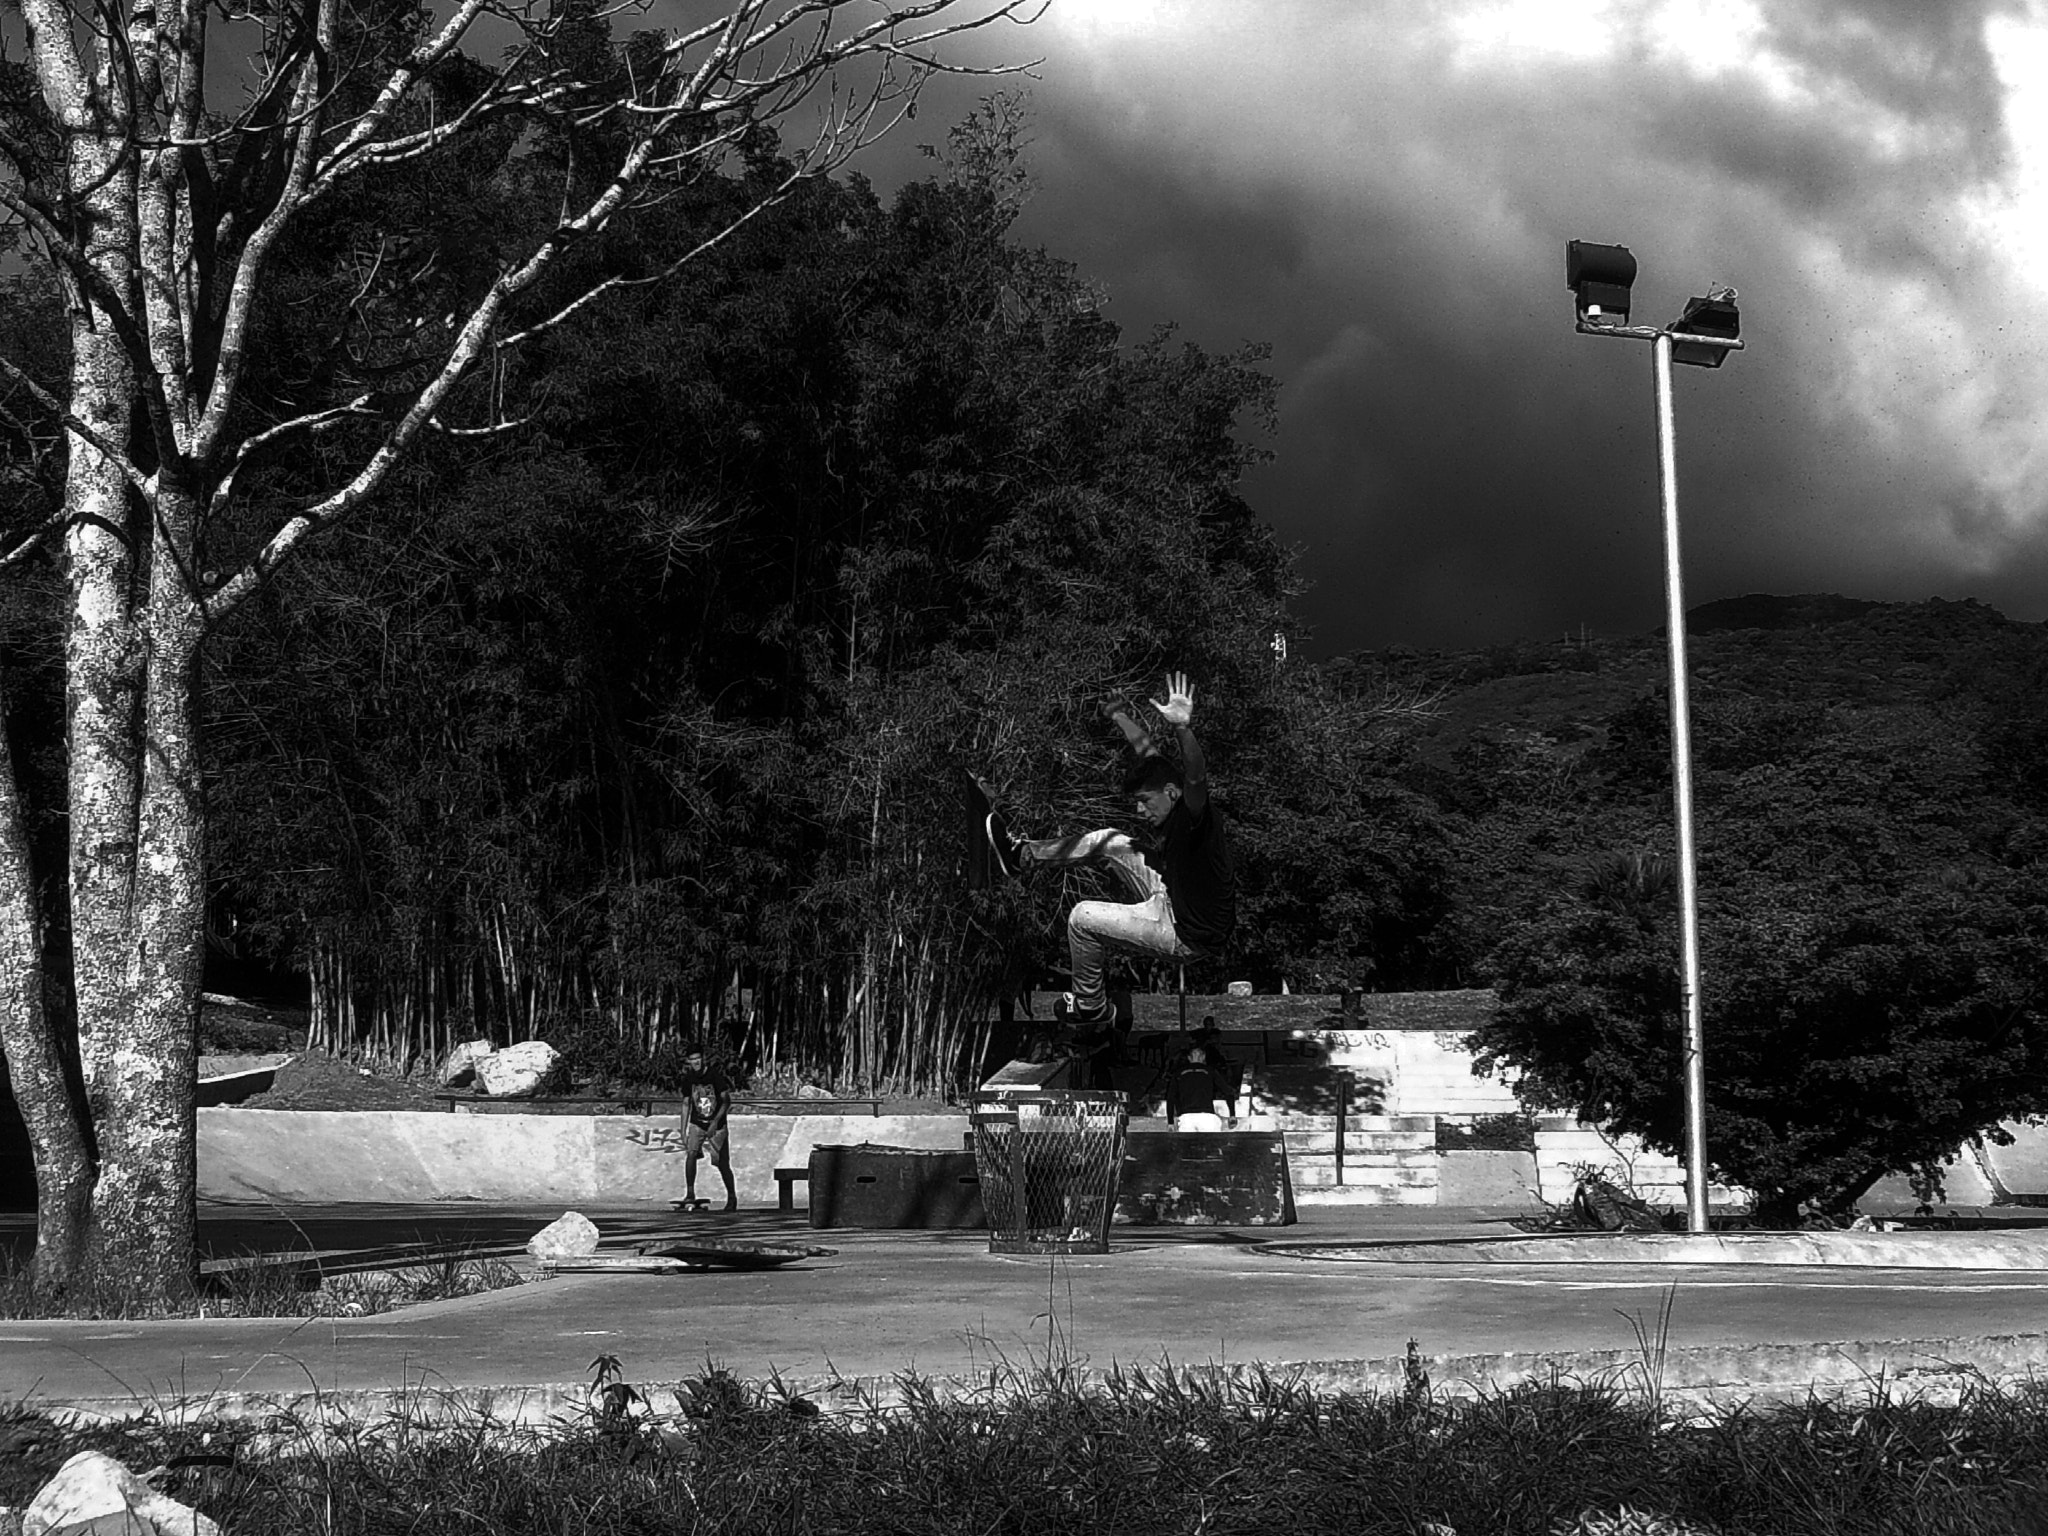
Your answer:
[6,1204,2048,1418]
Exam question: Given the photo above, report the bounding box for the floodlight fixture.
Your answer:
[1669,288,1741,368]
[1565,239,1638,326]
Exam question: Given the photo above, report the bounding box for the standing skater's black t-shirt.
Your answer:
[679,1068,730,1131]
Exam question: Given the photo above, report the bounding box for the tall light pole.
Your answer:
[1566,241,1743,1236]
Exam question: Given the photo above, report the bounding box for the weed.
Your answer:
[1616,1283,1678,1419]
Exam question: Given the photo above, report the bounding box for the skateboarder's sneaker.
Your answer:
[985,810,1027,879]
[1055,992,1116,1027]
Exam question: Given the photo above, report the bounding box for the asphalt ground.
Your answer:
[7,1203,2048,1423]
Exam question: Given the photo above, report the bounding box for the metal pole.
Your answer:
[1652,332,1711,1235]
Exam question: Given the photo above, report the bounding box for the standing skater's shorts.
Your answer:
[685,1120,730,1168]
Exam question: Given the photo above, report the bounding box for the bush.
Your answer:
[539,1011,750,1095]
[4,1370,2047,1533]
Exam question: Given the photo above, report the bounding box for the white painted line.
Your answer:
[1405,1275,2048,1293]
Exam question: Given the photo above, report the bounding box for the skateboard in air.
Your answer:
[964,768,1025,886]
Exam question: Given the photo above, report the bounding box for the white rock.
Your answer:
[23,1450,222,1536]
[1227,980,1254,997]
[438,1038,496,1088]
[527,1211,601,1261]
[475,1040,561,1097]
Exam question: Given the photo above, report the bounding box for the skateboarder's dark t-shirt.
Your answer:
[1146,796,1235,951]
[679,1069,730,1130]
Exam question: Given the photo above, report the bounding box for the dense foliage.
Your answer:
[199,92,1442,1092]
[1358,597,2048,1220]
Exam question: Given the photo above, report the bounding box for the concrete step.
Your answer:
[1291,1184,1439,1206]
[1291,1164,1438,1190]
[1236,1122,1433,1146]
[1282,1131,1435,1154]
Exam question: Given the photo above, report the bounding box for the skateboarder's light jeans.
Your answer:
[1024,828,1194,1010]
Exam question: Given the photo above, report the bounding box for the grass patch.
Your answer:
[0,1246,528,1321]
[5,1365,2048,1533]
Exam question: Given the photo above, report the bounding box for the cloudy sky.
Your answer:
[884,0,2048,655]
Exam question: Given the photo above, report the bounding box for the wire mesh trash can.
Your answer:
[970,1091,1129,1254]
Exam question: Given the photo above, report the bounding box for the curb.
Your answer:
[1261,1229,2048,1268]
[25,1332,2048,1435]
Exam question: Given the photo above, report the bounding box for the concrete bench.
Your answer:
[774,1165,809,1212]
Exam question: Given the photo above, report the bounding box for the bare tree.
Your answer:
[0,0,1035,1304]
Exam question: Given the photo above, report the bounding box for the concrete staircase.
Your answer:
[1260,1112,1440,1206]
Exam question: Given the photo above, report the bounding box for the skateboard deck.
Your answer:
[964,768,1023,887]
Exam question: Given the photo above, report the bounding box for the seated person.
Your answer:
[1167,1019,1243,1117]
[1167,1045,1229,1127]
[1200,1035,1244,1118]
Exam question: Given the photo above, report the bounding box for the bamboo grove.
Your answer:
[188,94,1383,1095]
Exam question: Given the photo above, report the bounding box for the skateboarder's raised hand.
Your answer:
[1149,672,1195,728]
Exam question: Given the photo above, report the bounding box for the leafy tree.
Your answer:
[1468,676,2048,1224]
[199,97,1309,1086]
[0,0,1030,1304]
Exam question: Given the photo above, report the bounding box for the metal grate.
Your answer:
[970,1090,1129,1254]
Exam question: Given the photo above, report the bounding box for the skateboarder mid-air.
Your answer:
[992,671,1237,1027]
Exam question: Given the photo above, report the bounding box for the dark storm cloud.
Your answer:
[918,0,2048,653]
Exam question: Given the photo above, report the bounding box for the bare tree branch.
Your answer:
[15,0,98,131]
[0,350,157,505]
[204,394,377,522]
[188,0,335,464]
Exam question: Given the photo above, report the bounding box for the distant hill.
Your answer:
[1683,593,1886,633]
[1335,594,2045,772]
[1323,592,2048,990]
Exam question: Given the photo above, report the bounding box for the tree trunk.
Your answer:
[0,672,93,1295]
[54,139,156,1294]
[75,492,207,1300]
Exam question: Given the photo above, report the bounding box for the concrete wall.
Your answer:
[1438,1149,1543,1207]
[199,1109,969,1208]
[1250,1029,1522,1118]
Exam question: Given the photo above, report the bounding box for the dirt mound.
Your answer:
[236,1054,442,1113]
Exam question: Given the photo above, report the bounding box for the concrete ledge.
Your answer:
[199,1109,968,1209]
[1265,1229,2048,1268]
[32,1331,2048,1433]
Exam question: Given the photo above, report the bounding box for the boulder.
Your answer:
[438,1038,496,1088]
[527,1210,601,1261]
[795,1083,833,1100]
[24,1450,222,1536]
[475,1040,562,1097]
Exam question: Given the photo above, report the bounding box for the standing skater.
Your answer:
[994,671,1237,1027]
[675,1045,737,1212]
